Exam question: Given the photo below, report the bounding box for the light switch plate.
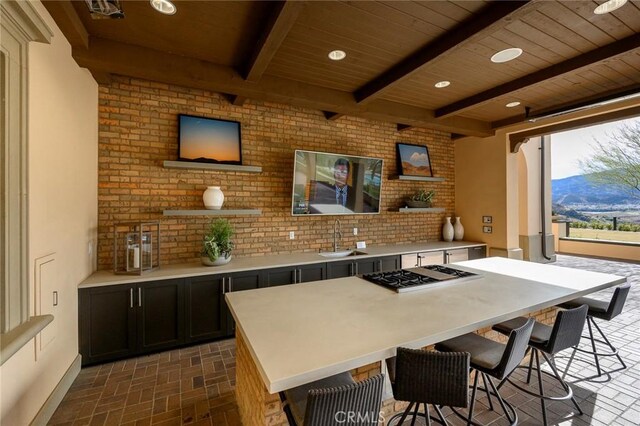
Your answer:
[483,226,493,234]
[483,216,493,224]
[289,231,295,240]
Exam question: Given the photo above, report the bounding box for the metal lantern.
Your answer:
[114,221,160,274]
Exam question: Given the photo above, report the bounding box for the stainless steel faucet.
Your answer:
[334,219,342,252]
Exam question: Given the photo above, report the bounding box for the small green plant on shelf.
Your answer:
[406,189,435,208]
[201,218,234,266]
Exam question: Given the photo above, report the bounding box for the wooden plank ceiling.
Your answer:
[43,0,640,137]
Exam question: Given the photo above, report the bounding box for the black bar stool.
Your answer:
[435,318,535,426]
[492,305,588,425]
[280,373,384,426]
[557,283,630,380]
[386,348,470,425]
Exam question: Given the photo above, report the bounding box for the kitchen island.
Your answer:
[226,257,626,425]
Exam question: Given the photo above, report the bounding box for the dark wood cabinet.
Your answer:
[263,266,296,286]
[297,263,326,283]
[225,270,261,335]
[327,255,400,279]
[468,246,487,260]
[379,255,401,272]
[79,247,484,365]
[185,275,227,343]
[138,279,185,352]
[79,284,137,366]
[263,264,326,286]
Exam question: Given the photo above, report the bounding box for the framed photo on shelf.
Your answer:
[396,143,433,177]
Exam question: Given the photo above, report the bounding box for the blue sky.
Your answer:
[551,116,640,180]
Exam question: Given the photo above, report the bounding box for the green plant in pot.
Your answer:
[405,189,435,208]
[201,218,234,266]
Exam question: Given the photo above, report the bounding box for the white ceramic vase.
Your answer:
[442,217,454,242]
[203,186,224,210]
[453,217,464,241]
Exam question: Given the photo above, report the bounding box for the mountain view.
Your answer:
[552,173,640,225]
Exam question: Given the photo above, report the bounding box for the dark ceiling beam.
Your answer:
[41,0,89,49]
[353,1,533,104]
[73,38,493,137]
[508,105,640,153]
[323,112,343,121]
[397,124,412,132]
[437,33,640,119]
[224,94,248,106]
[243,1,304,82]
[493,84,640,129]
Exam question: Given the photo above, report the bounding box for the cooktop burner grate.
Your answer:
[361,264,480,293]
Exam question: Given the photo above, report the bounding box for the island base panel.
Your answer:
[235,307,557,425]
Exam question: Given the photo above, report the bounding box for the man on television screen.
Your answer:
[309,158,355,213]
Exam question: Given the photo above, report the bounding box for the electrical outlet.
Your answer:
[353,227,358,236]
[483,226,493,234]
[289,231,295,240]
[482,216,493,224]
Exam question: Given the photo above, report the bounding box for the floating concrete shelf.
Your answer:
[390,175,445,182]
[163,209,262,216]
[398,207,446,213]
[163,161,262,173]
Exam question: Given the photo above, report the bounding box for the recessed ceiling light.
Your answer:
[491,48,523,63]
[434,81,451,88]
[328,50,346,61]
[150,0,176,15]
[506,101,521,108]
[594,0,627,14]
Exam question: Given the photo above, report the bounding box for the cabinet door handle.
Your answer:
[222,277,226,294]
[378,260,382,272]
[349,263,353,276]
[130,288,134,308]
[355,262,359,275]
[138,288,142,307]
[228,276,233,292]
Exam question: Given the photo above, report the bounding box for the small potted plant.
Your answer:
[405,189,435,208]
[201,218,234,266]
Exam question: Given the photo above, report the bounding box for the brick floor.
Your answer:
[49,255,640,425]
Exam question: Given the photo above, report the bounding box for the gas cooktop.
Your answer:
[361,265,481,293]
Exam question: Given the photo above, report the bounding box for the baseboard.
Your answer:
[30,354,82,426]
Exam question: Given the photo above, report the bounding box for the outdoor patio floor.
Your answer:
[48,255,640,425]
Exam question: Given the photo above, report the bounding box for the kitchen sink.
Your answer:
[318,250,368,258]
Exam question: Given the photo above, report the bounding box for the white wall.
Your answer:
[0,1,98,424]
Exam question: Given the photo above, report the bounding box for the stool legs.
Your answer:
[563,316,627,380]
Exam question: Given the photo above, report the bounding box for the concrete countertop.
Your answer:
[225,257,626,393]
[79,240,485,288]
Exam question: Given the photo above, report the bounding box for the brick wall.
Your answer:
[97,76,455,269]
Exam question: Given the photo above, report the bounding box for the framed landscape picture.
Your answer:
[396,143,433,177]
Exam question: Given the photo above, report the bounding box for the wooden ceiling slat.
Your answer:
[609,1,640,31]
[42,1,89,49]
[243,1,305,82]
[346,1,455,35]
[73,37,492,136]
[502,20,582,61]
[519,10,597,53]
[435,33,640,118]
[353,1,533,104]
[560,1,637,39]
[539,2,615,46]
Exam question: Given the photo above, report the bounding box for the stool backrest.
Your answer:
[394,348,470,408]
[496,318,535,380]
[546,304,588,354]
[304,374,384,426]
[606,283,631,320]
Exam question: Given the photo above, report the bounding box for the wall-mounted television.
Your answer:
[178,114,242,164]
[292,150,383,215]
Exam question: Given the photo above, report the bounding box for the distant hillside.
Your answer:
[552,174,637,205]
